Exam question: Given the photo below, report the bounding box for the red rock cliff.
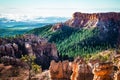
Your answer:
[64,12,120,29]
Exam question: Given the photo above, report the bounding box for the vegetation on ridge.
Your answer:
[27,24,118,58]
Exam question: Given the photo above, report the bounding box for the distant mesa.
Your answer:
[52,12,120,31]
[65,12,120,28]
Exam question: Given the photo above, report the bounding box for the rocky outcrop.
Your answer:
[71,57,93,80]
[114,71,120,80]
[49,56,120,80]
[49,60,72,80]
[51,23,63,31]
[64,12,120,29]
[33,70,50,80]
[0,64,29,80]
[0,57,30,80]
[114,50,120,59]
[114,50,120,80]
[0,56,29,69]
[0,43,19,58]
[52,12,120,30]
[0,34,59,69]
[88,59,100,69]
[49,57,93,80]
[92,62,113,80]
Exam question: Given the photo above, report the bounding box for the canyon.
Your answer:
[0,12,120,80]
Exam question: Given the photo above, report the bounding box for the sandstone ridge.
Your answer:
[52,12,120,31]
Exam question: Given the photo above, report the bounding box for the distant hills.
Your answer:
[0,16,68,37]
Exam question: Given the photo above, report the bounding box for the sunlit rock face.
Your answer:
[0,34,59,69]
[114,71,120,80]
[49,57,93,80]
[88,59,101,69]
[49,60,72,80]
[65,12,120,29]
[71,57,93,80]
[92,62,113,80]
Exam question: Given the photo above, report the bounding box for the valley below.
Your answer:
[0,17,68,37]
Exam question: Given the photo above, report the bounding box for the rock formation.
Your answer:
[52,12,120,31]
[0,34,59,69]
[71,57,93,80]
[114,71,120,80]
[114,50,120,60]
[49,57,93,80]
[51,23,63,31]
[34,70,50,80]
[88,59,100,69]
[0,43,19,58]
[114,50,120,80]
[0,56,30,79]
[65,12,120,29]
[0,56,29,69]
[92,62,113,80]
[0,64,29,80]
[49,60,72,80]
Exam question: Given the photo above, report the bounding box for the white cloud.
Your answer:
[0,8,119,22]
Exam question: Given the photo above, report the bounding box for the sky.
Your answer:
[0,0,120,17]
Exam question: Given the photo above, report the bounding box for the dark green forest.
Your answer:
[27,24,119,58]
